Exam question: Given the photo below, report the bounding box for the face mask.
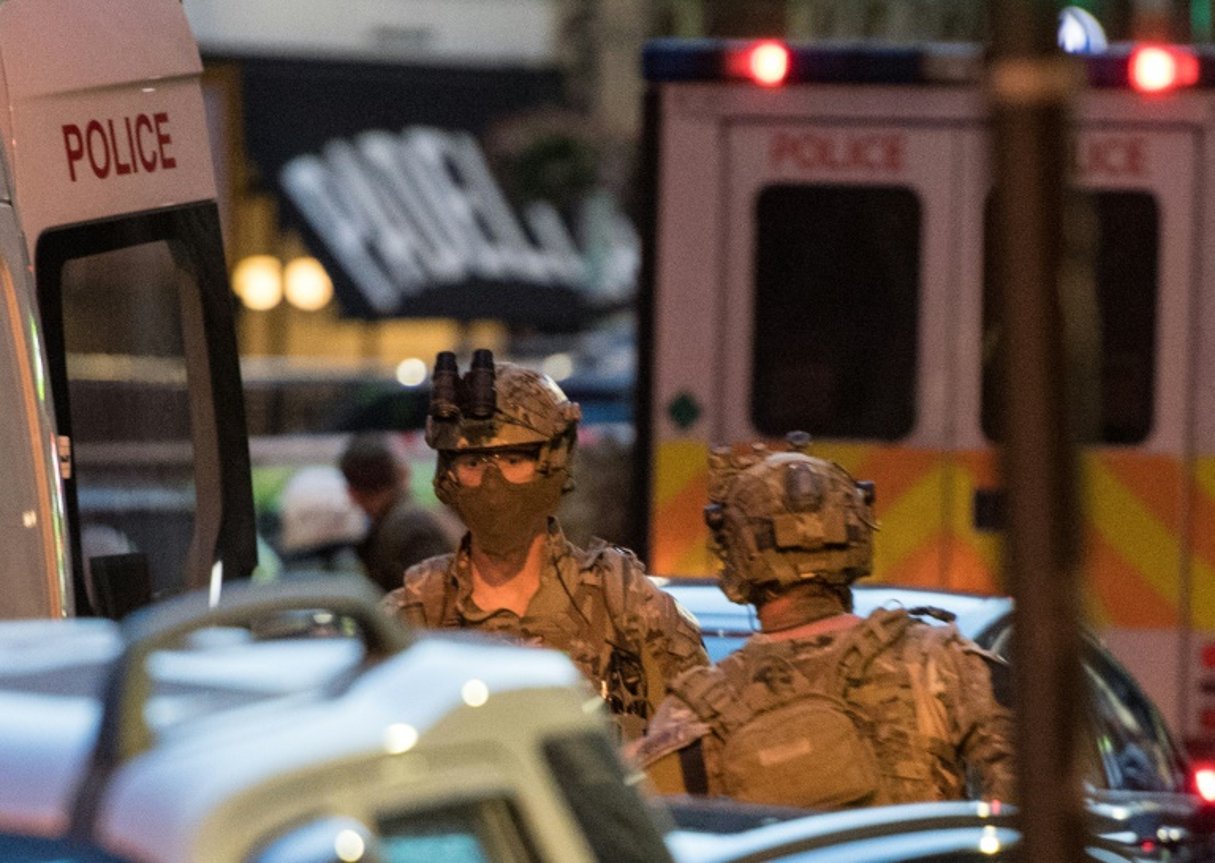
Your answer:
[447,466,566,557]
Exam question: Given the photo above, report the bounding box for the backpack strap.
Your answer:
[835,607,918,687]
[669,662,740,727]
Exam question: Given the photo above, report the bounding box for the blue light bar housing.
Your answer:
[642,38,1215,90]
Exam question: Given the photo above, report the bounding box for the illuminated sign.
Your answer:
[281,126,636,320]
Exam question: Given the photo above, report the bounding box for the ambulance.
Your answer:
[0,0,256,618]
[639,36,1215,749]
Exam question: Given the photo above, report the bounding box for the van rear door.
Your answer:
[713,111,972,590]
[955,119,1201,739]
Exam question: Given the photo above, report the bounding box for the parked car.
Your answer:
[0,577,674,863]
[656,578,1215,858]
[663,797,1186,863]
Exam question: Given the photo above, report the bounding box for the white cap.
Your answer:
[279,466,367,554]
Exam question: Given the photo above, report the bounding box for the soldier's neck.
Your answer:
[468,530,546,616]
[756,586,849,634]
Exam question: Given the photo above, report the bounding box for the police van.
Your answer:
[0,577,674,862]
[638,36,1215,751]
[0,0,256,619]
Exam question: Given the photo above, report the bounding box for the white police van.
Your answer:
[0,577,674,863]
[0,0,256,620]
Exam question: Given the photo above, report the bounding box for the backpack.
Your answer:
[671,608,918,809]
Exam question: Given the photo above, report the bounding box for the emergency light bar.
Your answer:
[1128,44,1200,93]
[643,37,1213,92]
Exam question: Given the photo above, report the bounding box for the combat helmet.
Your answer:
[425,349,582,504]
[704,433,876,605]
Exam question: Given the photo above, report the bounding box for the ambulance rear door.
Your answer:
[954,98,1202,739]
[649,78,980,585]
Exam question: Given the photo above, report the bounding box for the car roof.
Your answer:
[666,800,1017,863]
[654,578,1013,643]
[664,799,1145,863]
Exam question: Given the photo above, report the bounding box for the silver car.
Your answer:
[0,577,673,863]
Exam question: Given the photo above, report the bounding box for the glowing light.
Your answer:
[978,825,1001,855]
[1129,45,1199,94]
[232,255,283,311]
[541,352,574,381]
[334,829,365,862]
[384,723,419,754]
[749,41,790,87]
[396,358,428,387]
[461,679,489,707]
[283,256,333,311]
[1195,766,1215,802]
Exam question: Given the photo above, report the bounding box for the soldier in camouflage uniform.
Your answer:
[630,435,1015,807]
[380,349,708,740]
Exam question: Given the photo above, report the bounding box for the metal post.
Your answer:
[987,3,1086,863]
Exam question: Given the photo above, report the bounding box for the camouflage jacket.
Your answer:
[380,519,709,740]
[632,608,1015,807]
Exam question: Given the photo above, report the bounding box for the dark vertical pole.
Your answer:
[987,4,1086,863]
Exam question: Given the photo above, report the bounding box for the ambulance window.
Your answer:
[982,191,1158,444]
[751,185,920,441]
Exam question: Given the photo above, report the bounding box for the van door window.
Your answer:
[37,204,254,612]
[750,184,921,441]
[59,240,195,609]
[981,191,1158,445]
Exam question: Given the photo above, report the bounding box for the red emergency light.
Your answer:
[1128,45,1199,94]
[1194,764,1215,804]
[729,40,797,86]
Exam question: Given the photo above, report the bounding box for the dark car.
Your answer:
[656,578,1214,858]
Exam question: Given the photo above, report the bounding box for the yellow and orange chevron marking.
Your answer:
[652,439,1215,631]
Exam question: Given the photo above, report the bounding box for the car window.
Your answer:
[1085,652,1185,792]
[544,731,675,863]
[0,834,133,862]
[379,799,538,863]
[252,801,538,863]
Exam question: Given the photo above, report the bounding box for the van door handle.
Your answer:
[973,487,1005,532]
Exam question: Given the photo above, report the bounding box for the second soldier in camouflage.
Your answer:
[630,436,1015,807]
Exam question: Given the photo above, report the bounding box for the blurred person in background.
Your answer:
[339,432,457,593]
[630,435,1014,808]
[380,349,707,740]
[275,465,367,579]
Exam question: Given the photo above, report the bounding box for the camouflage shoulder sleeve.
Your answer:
[378,554,456,629]
[603,550,710,702]
[932,626,1017,801]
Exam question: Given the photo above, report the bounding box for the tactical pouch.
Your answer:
[718,694,881,809]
